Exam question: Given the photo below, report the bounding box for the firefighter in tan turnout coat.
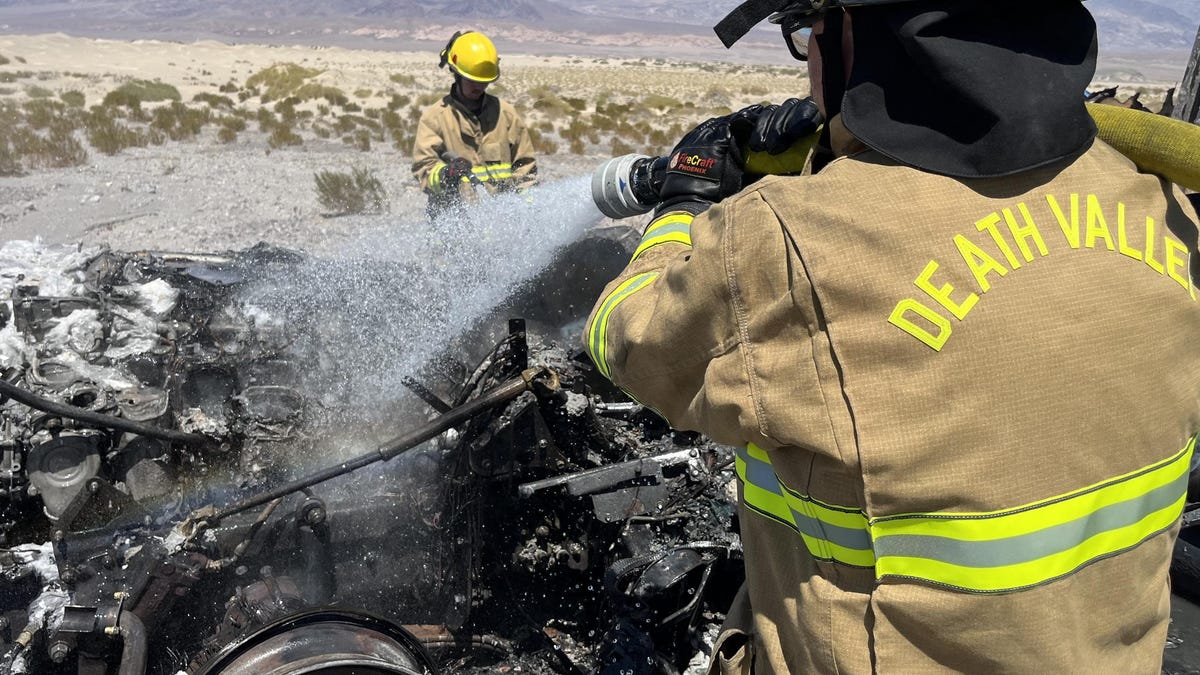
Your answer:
[411,30,538,219]
[585,0,1200,672]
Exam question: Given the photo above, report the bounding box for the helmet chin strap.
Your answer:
[812,9,846,172]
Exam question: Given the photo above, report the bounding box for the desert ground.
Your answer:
[0,33,1184,256]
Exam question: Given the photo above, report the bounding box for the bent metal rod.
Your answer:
[207,366,558,524]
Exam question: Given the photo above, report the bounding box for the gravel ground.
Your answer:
[0,130,609,255]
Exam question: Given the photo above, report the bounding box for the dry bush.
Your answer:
[312,124,332,139]
[0,54,8,66]
[389,73,417,86]
[314,167,387,215]
[528,127,557,154]
[150,102,211,141]
[60,91,85,107]
[569,138,585,155]
[24,85,53,99]
[642,93,682,111]
[193,92,235,109]
[218,81,239,93]
[85,109,150,155]
[612,138,638,156]
[354,88,373,99]
[268,124,303,149]
[217,126,238,144]
[345,129,371,151]
[246,63,323,101]
[416,92,442,107]
[23,99,65,129]
[105,79,181,106]
[0,71,33,83]
[387,93,411,111]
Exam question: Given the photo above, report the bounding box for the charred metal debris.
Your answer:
[0,242,744,675]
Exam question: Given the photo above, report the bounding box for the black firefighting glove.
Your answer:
[439,156,474,187]
[654,104,766,215]
[748,97,824,155]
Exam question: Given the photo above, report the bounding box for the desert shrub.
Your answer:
[350,129,371,151]
[267,124,302,149]
[217,126,238,144]
[106,79,181,106]
[219,115,247,132]
[102,89,143,110]
[416,92,441,106]
[642,94,682,111]
[612,138,638,156]
[528,127,557,154]
[256,108,277,132]
[193,92,234,109]
[342,101,361,113]
[29,128,87,168]
[23,99,64,128]
[312,124,332,139]
[314,167,387,215]
[246,63,322,101]
[13,56,24,64]
[0,71,33,83]
[0,138,22,175]
[0,88,14,96]
[533,94,572,116]
[387,93,410,111]
[354,88,373,99]
[218,81,239,93]
[0,54,8,66]
[741,84,769,96]
[316,104,330,117]
[150,102,211,141]
[85,109,147,155]
[60,90,85,107]
[24,85,52,99]
[647,128,671,148]
[563,97,587,112]
[389,73,417,86]
[569,138,585,155]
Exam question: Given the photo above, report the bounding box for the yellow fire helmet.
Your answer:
[439,31,500,83]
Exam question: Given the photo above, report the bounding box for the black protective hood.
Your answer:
[840,0,1099,178]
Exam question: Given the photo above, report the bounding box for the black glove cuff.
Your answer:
[652,198,711,220]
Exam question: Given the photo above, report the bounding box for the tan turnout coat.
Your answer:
[585,133,1200,674]
[411,90,537,210]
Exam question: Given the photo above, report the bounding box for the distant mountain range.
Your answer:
[0,0,1194,55]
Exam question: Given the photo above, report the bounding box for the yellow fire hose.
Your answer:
[745,104,1200,192]
[1087,103,1200,193]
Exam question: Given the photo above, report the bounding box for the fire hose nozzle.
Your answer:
[590,129,823,220]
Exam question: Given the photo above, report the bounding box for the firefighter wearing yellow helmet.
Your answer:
[585,0,1200,673]
[411,30,537,219]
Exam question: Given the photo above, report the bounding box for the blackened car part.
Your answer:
[194,609,437,675]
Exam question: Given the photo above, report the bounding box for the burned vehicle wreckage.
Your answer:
[0,235,1198,675]
[0,235,744,675]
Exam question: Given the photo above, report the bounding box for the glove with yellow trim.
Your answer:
[748,97,823,156]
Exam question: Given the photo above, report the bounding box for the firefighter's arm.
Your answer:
[411,113,449,194]
[583,203,750,444]
[508,111,539,190]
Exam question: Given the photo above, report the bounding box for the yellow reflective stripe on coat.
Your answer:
[871,438,1195,593]
[736,444,875,568]
[586,272,658,379]
[471,163,513,183]
[632,212,694,261]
